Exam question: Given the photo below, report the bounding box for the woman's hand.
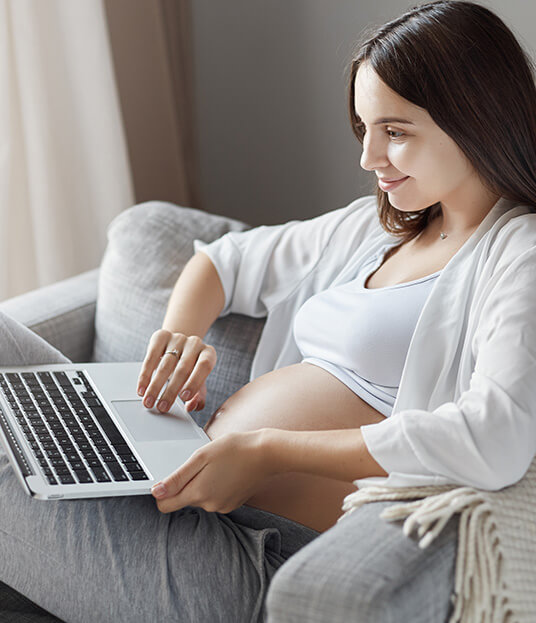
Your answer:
[150,430,273,514]
[137,329,217,413]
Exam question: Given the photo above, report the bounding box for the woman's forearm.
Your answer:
[162,252,225,337]
[260,427,389,482]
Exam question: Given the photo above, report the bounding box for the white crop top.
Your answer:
[293,244,441,417]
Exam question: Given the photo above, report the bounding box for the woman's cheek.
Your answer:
[387,141,413,171]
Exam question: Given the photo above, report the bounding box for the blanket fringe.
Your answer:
[340,485,512,623]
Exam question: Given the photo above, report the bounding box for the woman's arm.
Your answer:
[161,251,225,336]
[137,251,225,411]
[261,427,388,481]
[151,427,387,514]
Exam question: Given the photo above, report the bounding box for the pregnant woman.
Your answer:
[2,1,536,621]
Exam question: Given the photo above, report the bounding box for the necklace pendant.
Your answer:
[440,232,448,240]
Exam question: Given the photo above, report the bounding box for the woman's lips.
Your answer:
[378,176,409,191]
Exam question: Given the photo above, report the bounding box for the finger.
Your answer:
[152,452,207,510]
[156,336,204,410]
[198,383,207,403]
[143,337,187,409]
[176,347,216,407]
[186,386,206,412]
[195,385,207,411]
[185,394,199,412]
[158,341,215,412]
[137,330,171,396]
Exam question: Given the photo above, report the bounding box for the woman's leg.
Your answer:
[0,310,320,622]
[0,311,71,367]
[266,499,458,623]
[0,310,72,621]
[0,462,318,622]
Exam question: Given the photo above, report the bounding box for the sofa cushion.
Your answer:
[92,201,265,425]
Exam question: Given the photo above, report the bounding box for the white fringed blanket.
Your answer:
[339,458,536,622]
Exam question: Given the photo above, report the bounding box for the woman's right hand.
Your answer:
[136,329,217,413]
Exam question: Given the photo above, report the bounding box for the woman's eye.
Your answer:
[387,129,404,139]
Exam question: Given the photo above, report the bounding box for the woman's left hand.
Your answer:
[150,430,274,514]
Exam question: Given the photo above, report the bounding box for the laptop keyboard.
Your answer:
[0,370,150,486]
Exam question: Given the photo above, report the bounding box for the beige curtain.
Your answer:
[0,0,135,301]
[0,0,199,302]
[104,0,200,209]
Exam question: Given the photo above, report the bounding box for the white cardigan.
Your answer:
[194,195,536,491]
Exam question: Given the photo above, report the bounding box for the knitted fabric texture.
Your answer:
[339,456,536,622]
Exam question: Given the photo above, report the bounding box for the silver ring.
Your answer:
[163,349,180,359]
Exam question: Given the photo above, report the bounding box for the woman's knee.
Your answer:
[0,310,70,366]
[266,539,370,623]
[266,502,459,623]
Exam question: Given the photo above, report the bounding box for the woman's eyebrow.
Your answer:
[372,117,415,125]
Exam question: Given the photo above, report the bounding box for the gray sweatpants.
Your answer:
[0,311,458,622]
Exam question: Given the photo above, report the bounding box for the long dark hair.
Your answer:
[348,0,536,242]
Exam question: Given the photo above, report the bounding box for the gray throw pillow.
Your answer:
[92,200,265,425]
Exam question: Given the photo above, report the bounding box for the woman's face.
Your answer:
[354,62,480,213]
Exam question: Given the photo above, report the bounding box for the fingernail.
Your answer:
[138,386,146,396]
[180,390,191,401]
[158,400,168,411]
[145,396,154,408]
[151,483,166,498]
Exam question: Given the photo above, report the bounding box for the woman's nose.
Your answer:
[360,135,389,171]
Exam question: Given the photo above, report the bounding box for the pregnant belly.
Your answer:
[204,362,387,533]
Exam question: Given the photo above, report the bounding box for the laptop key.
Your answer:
[58,473,76,484]
[74,469,93,483]
[109,464,128,481]
[129,471,150,481]
[54,466,71,475]
[50,457,67,468]
[123,460,144,473]
[91,467,111,483]
[118,452,138,464]
[46,474,58,485]
[113,443,131,453]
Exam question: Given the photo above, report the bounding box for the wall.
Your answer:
[191,0,536,226]
[191,0,412,225]
[104,0,199,208]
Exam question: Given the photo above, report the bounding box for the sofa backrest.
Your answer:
[92,201,265,426]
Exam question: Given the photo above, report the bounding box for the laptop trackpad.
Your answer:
[111,400,200,442]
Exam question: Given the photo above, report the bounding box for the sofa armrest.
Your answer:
[0,269,99,363]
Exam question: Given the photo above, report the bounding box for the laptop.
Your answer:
[0,361,210,500]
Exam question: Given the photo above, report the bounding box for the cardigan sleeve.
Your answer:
[193,196,375,318]
[357,249,536,491]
